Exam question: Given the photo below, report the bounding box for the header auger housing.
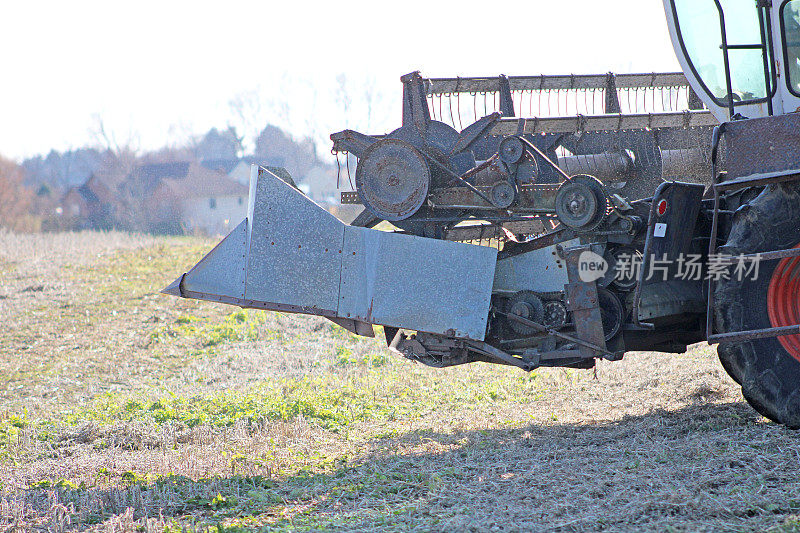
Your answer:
[164,1,800,428]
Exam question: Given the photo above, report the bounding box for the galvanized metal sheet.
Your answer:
[182,218,247,298]
[244,167,344,314]
[492,239,578,294]
[178,165,498,340]
[338,226,497,340]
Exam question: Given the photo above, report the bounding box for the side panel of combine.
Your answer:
[165,166,497,341]
[340,226,496,340]
[245,167,345,314]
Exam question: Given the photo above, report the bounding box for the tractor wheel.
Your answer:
[714,182,800,428]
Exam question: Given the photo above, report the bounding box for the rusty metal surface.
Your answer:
[329,130,380,158]
[443,220,543,242]
[498,226,577,260]
[355,139,431,222]
[327,317,375,337]
[427,183,560,212]
[426,72,693,94]
[338,225,497,340]
[491,111,717,136]
[562,245,608,358]
[335,116,716,151]
[723,114,800,179]
[518,184,559,210]
[714,168,800,192]
[709,324,800,344]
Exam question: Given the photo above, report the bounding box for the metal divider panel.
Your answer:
[493,239,578,294]
[245,167,345,314]
[182,218,248,299]
[338,226,497,341]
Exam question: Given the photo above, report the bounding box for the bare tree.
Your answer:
[335,73,351,128]
[0,155,34,231]
[228,90,269,155]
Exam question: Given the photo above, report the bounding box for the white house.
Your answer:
[150,163,249,235]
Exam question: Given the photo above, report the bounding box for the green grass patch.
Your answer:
[54,376,404,432]
[0,361,550,452]
[149,309,269,349]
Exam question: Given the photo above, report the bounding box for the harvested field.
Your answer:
[1,230,800,532]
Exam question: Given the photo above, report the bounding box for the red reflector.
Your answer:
[657,199,668,216]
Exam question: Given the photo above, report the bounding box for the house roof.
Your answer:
[200,159,240,174]
[63,174,114,206]
[129,162,192,195]
[77,183,99,204]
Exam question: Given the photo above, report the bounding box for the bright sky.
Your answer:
[0,1,680,162]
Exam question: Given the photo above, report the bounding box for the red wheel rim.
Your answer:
[767,243,800,363]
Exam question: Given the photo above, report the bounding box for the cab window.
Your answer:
[781,0,800,95]
[672,0,770,104]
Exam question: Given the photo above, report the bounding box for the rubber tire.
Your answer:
[714,182,800,428]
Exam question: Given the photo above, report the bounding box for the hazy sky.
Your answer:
[0,1,681,161]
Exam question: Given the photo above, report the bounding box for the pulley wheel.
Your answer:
[507,291,545,336]
[608,247,642,291]
[543,300,568,330]
[355,139,430,222]
[554,175,608,231]
[598,288,624,341]
[490,181,516,209]
[499,136,526,164]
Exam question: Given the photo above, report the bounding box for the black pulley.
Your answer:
[355,139,431,222]
[543,300,568,329]
[490,181,516,209]
[608,247,642,291]
[554,175,608,231]
[499,135,526,164]
[507,291,545,336]
[597,288,624,341]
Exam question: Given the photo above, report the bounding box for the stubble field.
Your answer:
[1,230,800,532]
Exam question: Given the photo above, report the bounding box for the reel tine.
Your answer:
[529,89,534,117]
[556,88,561,116]
[456,92,463,131]
[584,88,589,116]
[545,89,550,117]
[346,152,354,190]
[652,85,656,114]
[447,93,455,129]
[626,88,632,115]
[472,92,477,122]
[335,150,341,189]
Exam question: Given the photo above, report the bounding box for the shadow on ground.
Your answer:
[12,400,800,531]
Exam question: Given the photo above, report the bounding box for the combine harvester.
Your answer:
[164,1,800,428]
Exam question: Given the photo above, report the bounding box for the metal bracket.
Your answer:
[604,73,621,114]
[498,74,515,117]
[559,244,609,357]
